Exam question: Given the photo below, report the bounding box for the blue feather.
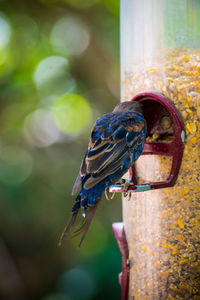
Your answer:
[59,101,146,246]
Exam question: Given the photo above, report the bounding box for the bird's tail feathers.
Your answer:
[58,211,78,246]
[58,193,81,246]
[73,200,100,247]
[59,193,100,247]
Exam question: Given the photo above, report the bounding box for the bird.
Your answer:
[59,101,146,247]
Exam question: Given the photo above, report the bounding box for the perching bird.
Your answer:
[59,101,146,247]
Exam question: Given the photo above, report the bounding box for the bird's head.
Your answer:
[112,101,142,114]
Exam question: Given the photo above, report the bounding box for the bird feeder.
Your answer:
[112,1,200,299]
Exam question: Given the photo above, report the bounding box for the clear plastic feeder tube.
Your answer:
[121,0,200,299]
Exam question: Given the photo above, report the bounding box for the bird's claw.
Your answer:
[105,187,116,200]
[120,179,133,200]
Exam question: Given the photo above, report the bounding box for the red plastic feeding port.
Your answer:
[112,223,129,300]
[109,93,185,193]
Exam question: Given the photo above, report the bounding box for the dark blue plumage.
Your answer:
[59,101,146,246]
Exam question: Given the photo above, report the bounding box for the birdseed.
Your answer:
[122,47,200,300]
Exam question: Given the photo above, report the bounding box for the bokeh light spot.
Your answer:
[50,16,90,56]
[0,14,11,51]
[24,109,62,148]
[13,14,39,49]
[33,56,69,89]
[52,94,92,133]
[0,146,33,185]
[57,268,97,300]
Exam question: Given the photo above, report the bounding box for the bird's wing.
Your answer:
[80,111,145,189]
[71,173,82,196]
[72,148,88,195]
[72,113,115,195]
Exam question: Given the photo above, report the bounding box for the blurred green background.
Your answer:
[0,0,121,299]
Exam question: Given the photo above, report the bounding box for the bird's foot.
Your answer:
[105,187,116,200]
[120,179,134,200]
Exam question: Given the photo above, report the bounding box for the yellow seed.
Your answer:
[191,137,197,144]
[186,108,194,117]
[184,55,190,61]
[152,133,159,140]
[170,285,181,293]
[192,218,199,225]
[185,102,189,108]
[169,295,176,300]
[182,111,187,119]
[186,196,193,202]
[189,111,194,117]
[177,219,184,229]
[192,261,200,267]
[191,123,197,133]
[194,186,200,191]
[172,249,178,255]
[164,189,170,194]
[142,245,148,251]
[177,93,182,101]
[148,68,158,72]
[182,188,189,195]
[186,123,197,134]
[188,286,198,294]
[184,71,192,76]
[176,235,182,241]
[174,66,180,72]
[179,282,187,290]
[179,259,188,265]
[186,123,191,133]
